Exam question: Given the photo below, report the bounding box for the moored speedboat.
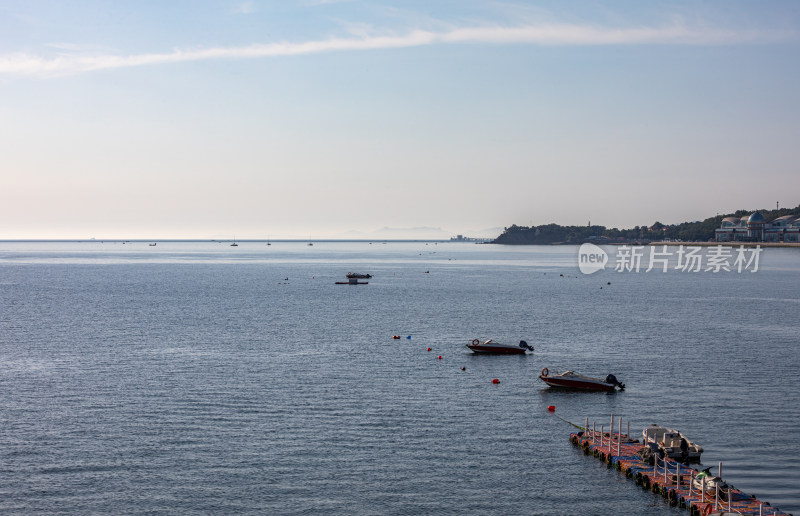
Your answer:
[466,339,533,354]
[346,272,372,279]
[642,424,703,462]
[538,369,625,391]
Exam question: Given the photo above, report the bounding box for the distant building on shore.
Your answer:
[450,234,490,242]
[715,212,800,243]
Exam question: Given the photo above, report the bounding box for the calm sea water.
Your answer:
[0,241,798,515]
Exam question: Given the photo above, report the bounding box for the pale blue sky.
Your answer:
[2,1,799,239]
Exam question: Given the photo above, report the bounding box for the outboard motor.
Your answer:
[518,340,534,352]
[637,446,656,465]
[605,374,625,390]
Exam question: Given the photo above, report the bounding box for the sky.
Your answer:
[1,1,799,239]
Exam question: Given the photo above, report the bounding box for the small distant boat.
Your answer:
[149,243,157,246]
[346,272,372,279]
[308,242,313,246]
[538,369,625,391]
[642,424,703,462]
[466,339,533,354]
[230,242,238,247]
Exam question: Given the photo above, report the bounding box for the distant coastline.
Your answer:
[493,204,800,245]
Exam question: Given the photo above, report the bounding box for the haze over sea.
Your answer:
[1,241,798,515]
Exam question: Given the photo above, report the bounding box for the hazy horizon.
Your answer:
[0,226,500,241]
[2,1,799,239]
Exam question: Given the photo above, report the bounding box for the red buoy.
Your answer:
[461,366,466,371]
[427,347,431,351]
[492,378,500,384]
[547,405,555,412]
[437,355,442,360]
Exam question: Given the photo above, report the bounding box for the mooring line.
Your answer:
[556,415,585,430]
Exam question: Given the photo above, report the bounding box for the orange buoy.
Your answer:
[461,366,466,371]
[427,347,431,351]
[492,378,500,384]
[548,405,555,412]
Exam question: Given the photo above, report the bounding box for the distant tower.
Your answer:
[588,220,591,227]
[777,201,780,210]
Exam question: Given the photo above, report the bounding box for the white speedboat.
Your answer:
[466,339,533,354]
[538,369,625,391]
[642,424,703,462]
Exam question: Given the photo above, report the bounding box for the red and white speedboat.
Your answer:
[466,339,534,354]
[538,369,625,391]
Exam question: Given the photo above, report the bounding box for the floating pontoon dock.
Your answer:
[571,415,790,515]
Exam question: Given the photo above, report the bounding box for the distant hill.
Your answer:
[493,204,800,244]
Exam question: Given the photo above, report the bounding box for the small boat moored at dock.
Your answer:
[642,424,703,462]
[466,339,533,354]
[539,369,625,391]
[346,272,372,279]
[692,467,730,502]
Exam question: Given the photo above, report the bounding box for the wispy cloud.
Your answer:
[233,1,256,15]
[0,22,792,78]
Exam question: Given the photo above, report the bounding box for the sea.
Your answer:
[0,240,798,515]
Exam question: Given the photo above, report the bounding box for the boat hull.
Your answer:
[539,375,615,391]
[664,450,702,461]
[466,344,526,355]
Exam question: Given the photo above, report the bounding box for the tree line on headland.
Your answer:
[492,204,800,245]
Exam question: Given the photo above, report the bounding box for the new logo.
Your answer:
[578,243,608,274]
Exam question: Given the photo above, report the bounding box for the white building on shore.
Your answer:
[715,212,800,242]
